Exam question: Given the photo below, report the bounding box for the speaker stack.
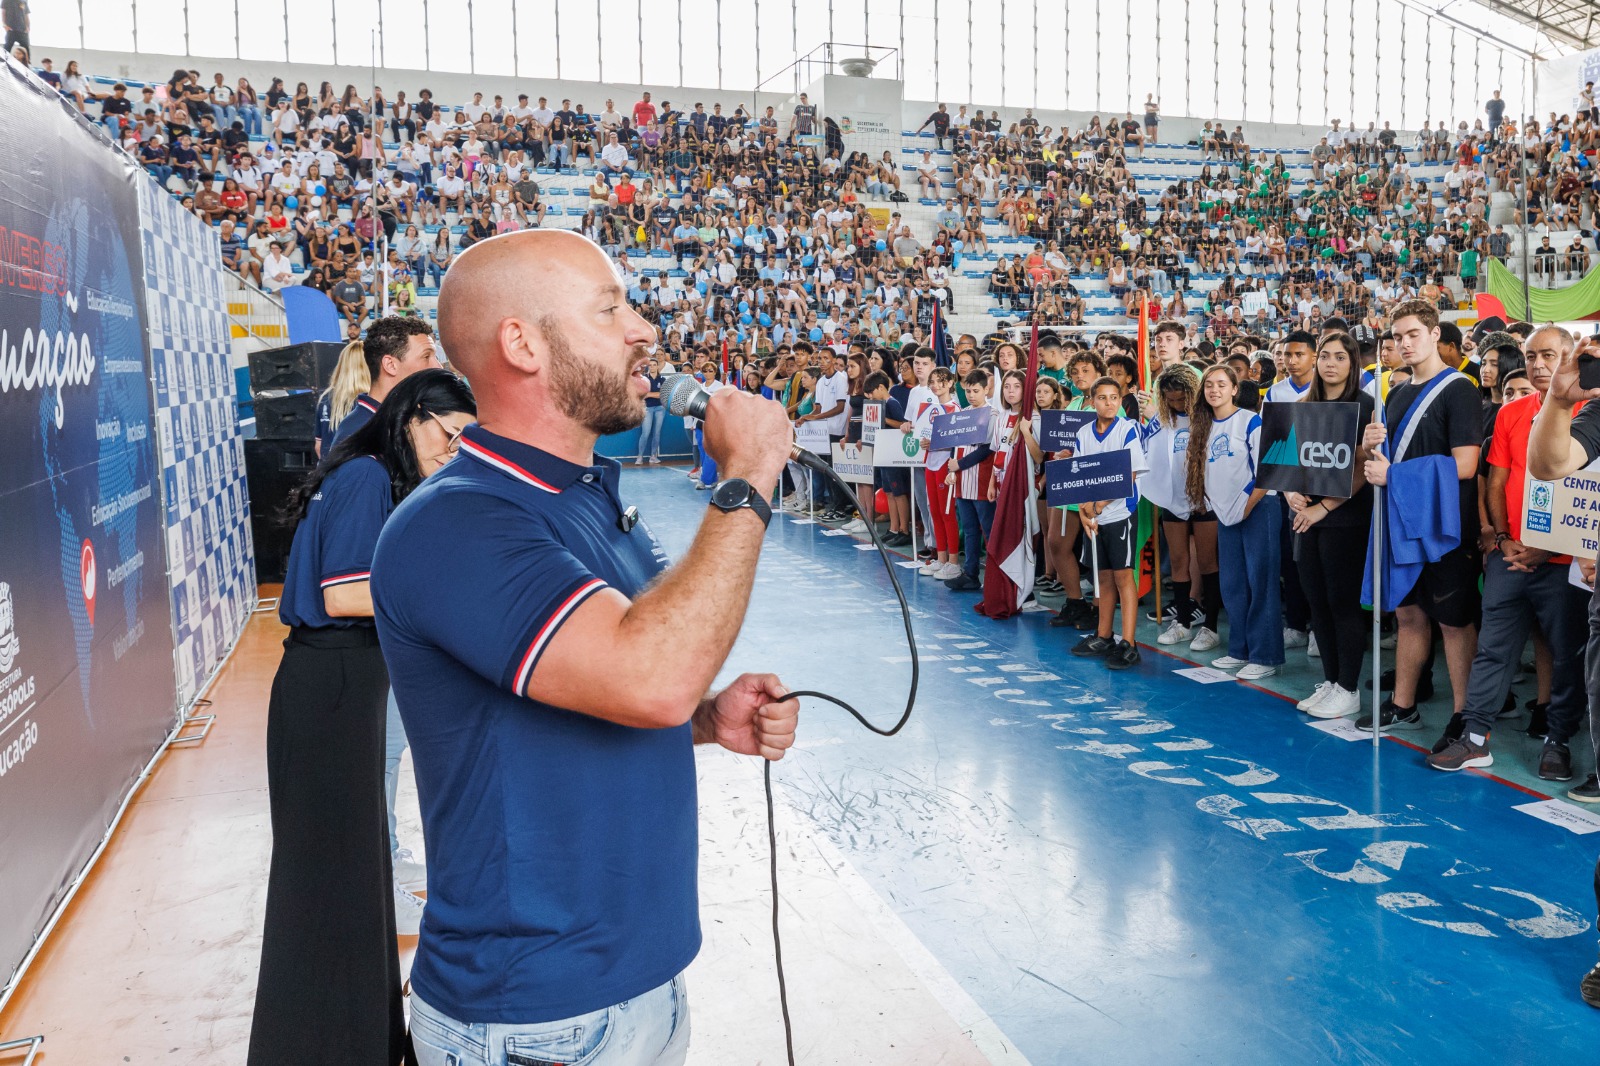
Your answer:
[244,342,343,582]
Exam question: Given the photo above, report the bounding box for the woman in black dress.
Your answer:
[248,369,476,1066]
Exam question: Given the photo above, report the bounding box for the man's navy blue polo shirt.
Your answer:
[279,455,392,629]
[332,392,380,445]
[371,425,695,1025]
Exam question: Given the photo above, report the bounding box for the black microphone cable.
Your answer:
[760,450,919,1065]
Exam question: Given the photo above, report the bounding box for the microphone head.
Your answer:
[660,373,710,419]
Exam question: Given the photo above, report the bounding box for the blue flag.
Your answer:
[931,299,954,367]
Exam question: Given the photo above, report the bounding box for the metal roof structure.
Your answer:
[1467,0,1600,54]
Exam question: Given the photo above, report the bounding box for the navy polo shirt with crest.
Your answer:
[279,455,393,629]
[370,425,692,1025]
[332,392,381,445]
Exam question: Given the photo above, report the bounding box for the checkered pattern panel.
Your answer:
[138,182,258,709]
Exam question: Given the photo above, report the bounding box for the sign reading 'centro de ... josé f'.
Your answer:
[1256,400,1361,499]
[1523,460,1600,558]
[1045,450,1135,507]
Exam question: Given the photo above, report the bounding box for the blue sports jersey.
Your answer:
[331,392,380,445]
[371,425,694,1025]
[278,455,393,629]
[1072,416,1149,525]
[1202,408,1262,526]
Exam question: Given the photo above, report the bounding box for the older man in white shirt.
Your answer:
[599,132,631,175]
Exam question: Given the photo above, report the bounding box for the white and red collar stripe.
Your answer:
[355,396,379,413]
[320,570,371,588]
[459,437,562,494]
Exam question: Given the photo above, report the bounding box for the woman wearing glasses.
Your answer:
[248,368,476,1066]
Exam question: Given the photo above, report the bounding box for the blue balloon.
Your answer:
[759,313,772,327]
[738,300,750,312]
[284,195,299,209]
[809,328,823,342]
[696,280,708,294]
[740,312,753,325]
[952,239,964,251]
[875,239,887,251]
[314,184,326,196]
[801,235,812,248]
[801,254,815,267]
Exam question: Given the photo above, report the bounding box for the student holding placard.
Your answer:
[1041,353,1106,629]
[1069,377,1150,670]
[945,369,998,590]
[864,371,913,546]
[1285,331,1374,720]
[1188,365,1284,680]
[918,367,964,579]
[1016,377,1087,625]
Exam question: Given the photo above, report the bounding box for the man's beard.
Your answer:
[546,324,646,436]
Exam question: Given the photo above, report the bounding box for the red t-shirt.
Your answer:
[633,101,657,127]
[614,182,637,206]
[1487,391,1584,558]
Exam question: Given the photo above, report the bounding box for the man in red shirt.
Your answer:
[1427,326,1587,779]
[632,91,657,130]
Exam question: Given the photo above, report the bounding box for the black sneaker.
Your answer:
[1568,774,1600,803]
[1525,701,1549,739]
[1051,598,1095,628]
[1430,714,1465,754]
[1072,634,1114,657]
[1379,668,1434,702]
[1144,603,1178,623]
[1582,962,1600,1008]
[1105,641,1142,670]
[1538,740,1574,782]
[944,572,981,591]
[1496,691,1520,720]
[1355,699,1422,732]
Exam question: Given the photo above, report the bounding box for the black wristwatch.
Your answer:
[708,478,772,528]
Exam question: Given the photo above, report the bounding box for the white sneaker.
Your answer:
[1307,633,1320,658]
[938,562,964,580]
[919,561,942,576]
[634,457,644,465]
[1157,621,1192,646]
[1212,655,1249,670]
[1237,662,1278,681]
[1297,681,1335,712]
[393,847,426,891]
[1283,628,1309,649]
[1189,627,1220,652]
[1308,684,1361,719]
[394,883,426,937]
[842,519,868,534]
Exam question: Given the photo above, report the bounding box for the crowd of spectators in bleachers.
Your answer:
[12,38,1600,354]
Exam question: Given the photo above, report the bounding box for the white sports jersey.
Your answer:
[1263,376,1312,405]
[1071,416,1149,525]
[1138,412,1192,518]
[1202,408,1262,526]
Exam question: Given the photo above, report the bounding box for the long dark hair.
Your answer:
[282,368,475,525]
[1308,330,1361,403]
[1185,364,1239,514]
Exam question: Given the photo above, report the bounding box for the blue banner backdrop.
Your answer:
[0,61,179,995]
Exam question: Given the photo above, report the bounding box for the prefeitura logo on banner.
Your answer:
[0,581,18,672]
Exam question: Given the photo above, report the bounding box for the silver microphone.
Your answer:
[659,373,825,470]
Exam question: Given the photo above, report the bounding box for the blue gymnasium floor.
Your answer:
[624,467,1600,1065]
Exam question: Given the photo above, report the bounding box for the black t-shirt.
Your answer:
[1570,403,1600,466]
[103,96,133,117]
[1383,369,1481,538]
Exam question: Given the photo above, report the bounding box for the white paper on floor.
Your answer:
[1173,666,1237,684]
[1305,717,1371,743]
[1514,799,1600,835]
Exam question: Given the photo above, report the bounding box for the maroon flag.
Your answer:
[975,323,1041,619]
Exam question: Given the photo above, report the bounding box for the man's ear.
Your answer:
[500,317,544,375]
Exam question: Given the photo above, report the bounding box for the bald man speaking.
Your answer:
[371,230,800,1066]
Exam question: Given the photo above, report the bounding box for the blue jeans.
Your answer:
[955,498,995,579]
[214,104,239,130]
[637,406,664,460]
[383,688,408,855]
[550,142,571,167]
[409,973,690,1066]
[1218,501,1285,665]
[696,428,717,485]
[237,104,263,137]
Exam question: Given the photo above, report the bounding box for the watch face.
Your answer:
[712,480,749,509]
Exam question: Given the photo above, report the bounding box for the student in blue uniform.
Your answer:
[1189,364,1284,680]
[331,314,441,444]
[1069,376,1150,669]
[248,368,476,1066]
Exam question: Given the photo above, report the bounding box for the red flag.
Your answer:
[720,338,728,384]
[975,322,1041,619]
[1137,292,1151,390]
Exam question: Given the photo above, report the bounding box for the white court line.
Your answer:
[773,788,1036,1065]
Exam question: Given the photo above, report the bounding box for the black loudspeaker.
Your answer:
[254,390,318,441]
[248,341,344,392]
[244,439,318,583]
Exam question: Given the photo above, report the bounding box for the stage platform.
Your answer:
[2,465,1597,1064]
